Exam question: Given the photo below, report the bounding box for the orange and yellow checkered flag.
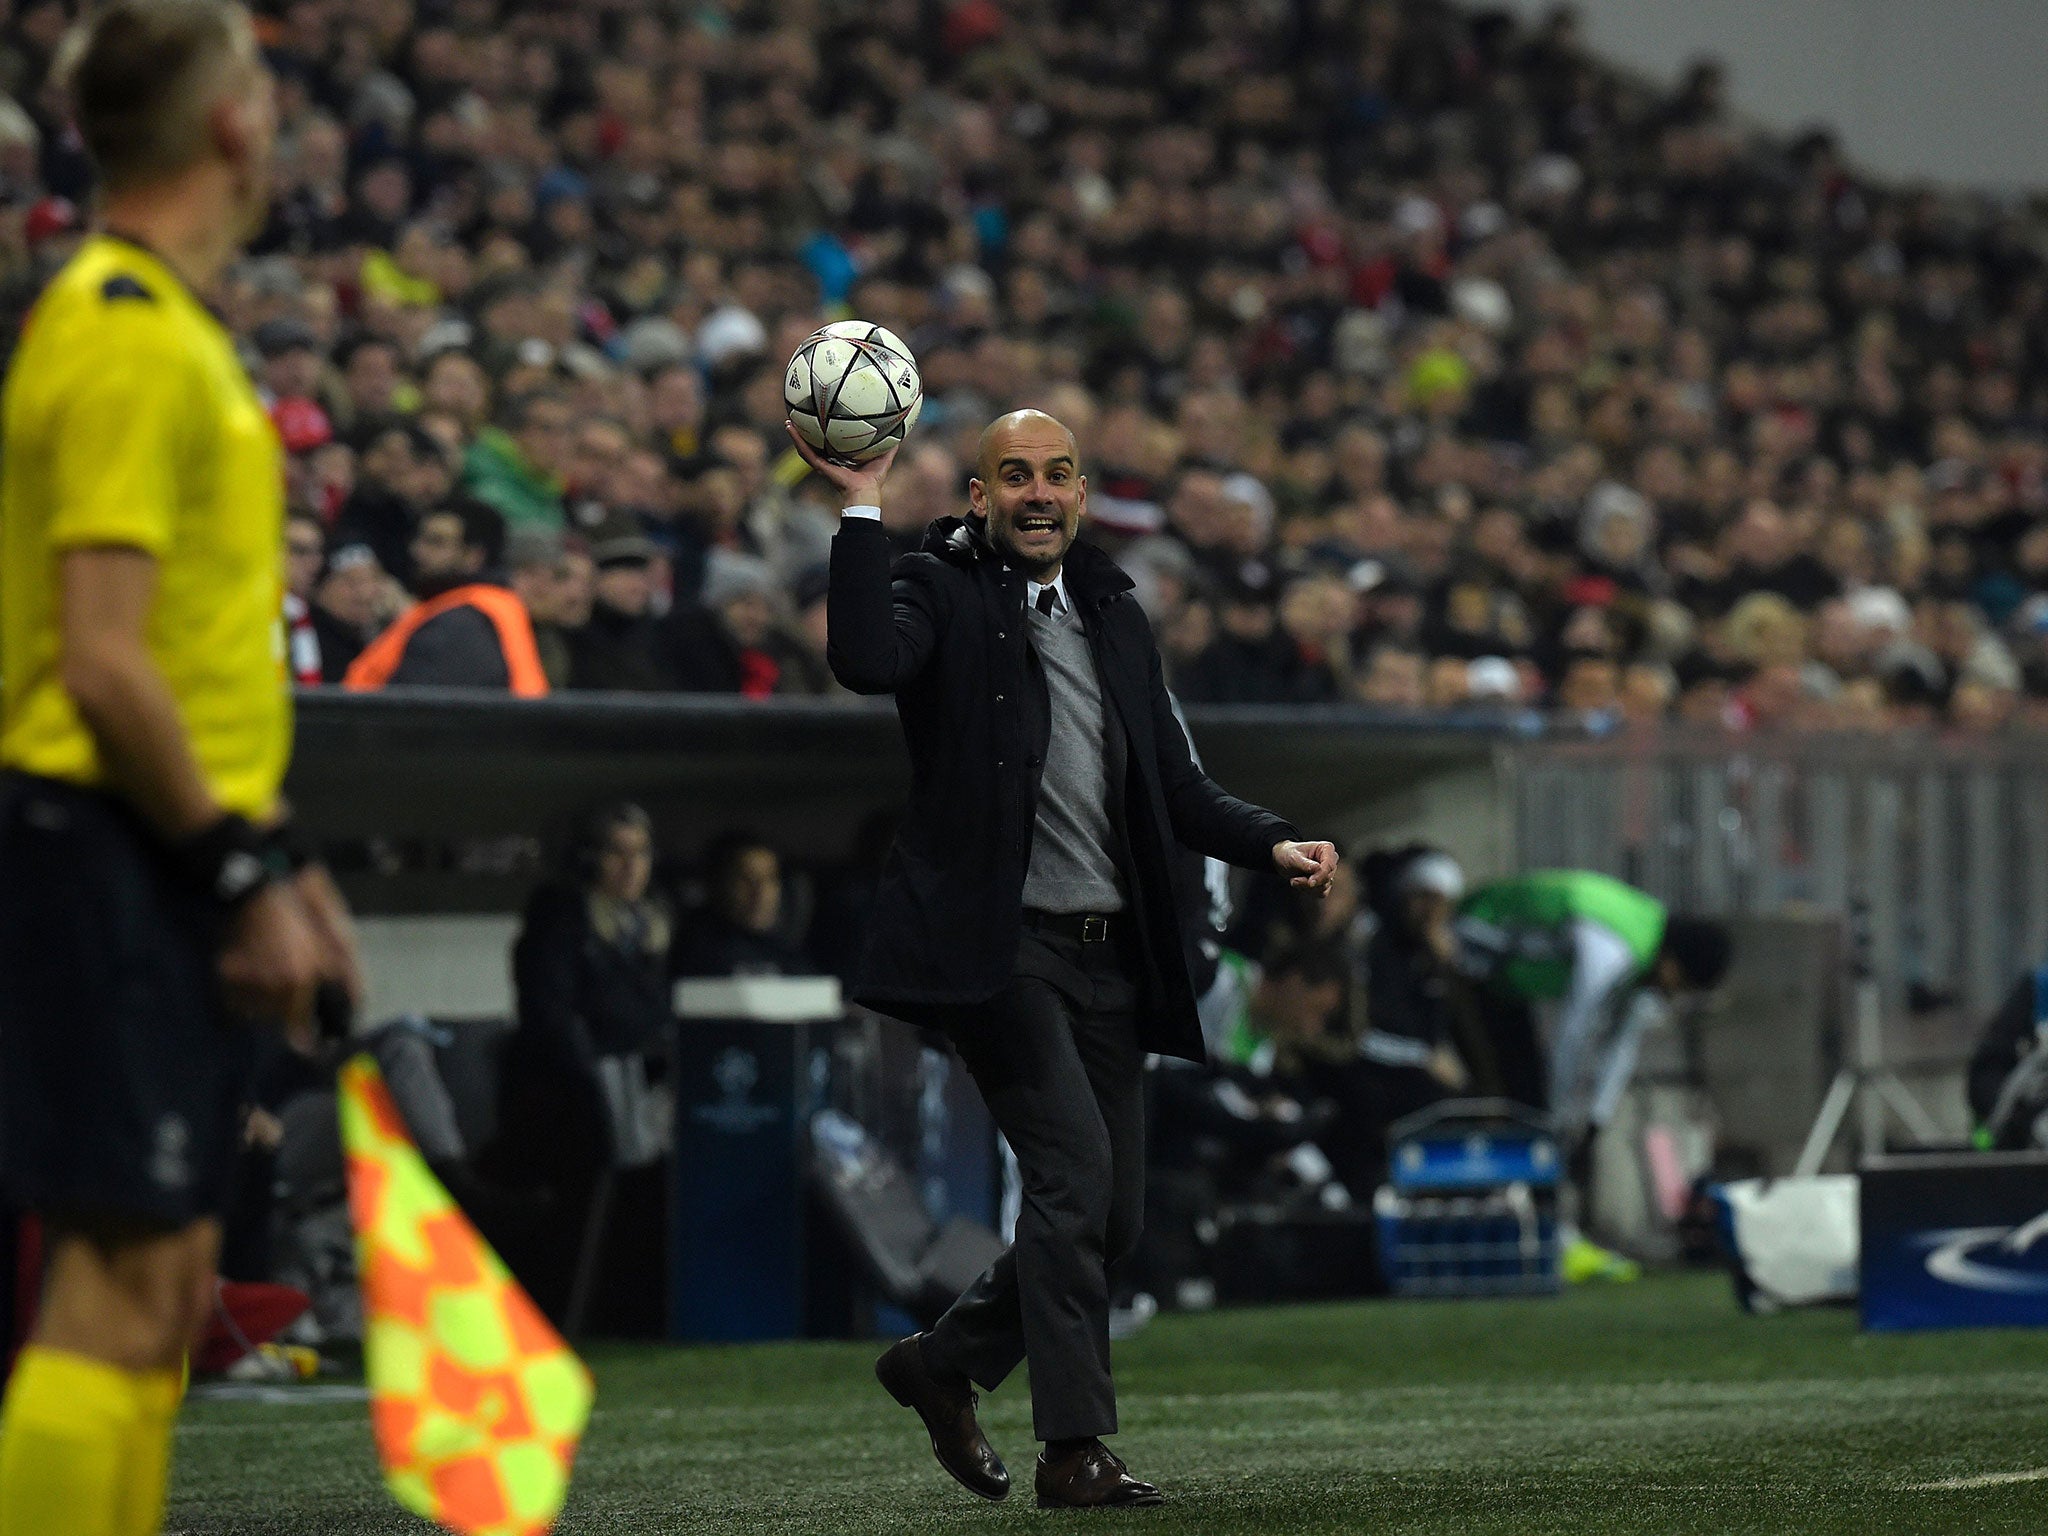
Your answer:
[339,1055,594,1535]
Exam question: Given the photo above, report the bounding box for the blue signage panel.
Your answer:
[1380,1104,1562,1296]
[1860,1152,2048,1332]
[670,1021,811,1341]
[1389,1129,1560,1193]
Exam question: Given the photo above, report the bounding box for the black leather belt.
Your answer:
[1023,908,1116,943]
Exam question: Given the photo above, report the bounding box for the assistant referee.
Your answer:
[0,7,358,1535]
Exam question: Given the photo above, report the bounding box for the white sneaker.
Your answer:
[1108,1292,1158,1340]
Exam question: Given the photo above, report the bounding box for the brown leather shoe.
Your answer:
[1034,1438,1166,1509]
[874,1334,1010,1501]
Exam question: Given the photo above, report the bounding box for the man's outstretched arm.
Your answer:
[1143,639,1338,892]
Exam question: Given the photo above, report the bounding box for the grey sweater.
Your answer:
[1022,598,1126,914]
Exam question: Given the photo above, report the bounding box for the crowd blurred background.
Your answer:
[6,0,2048,728]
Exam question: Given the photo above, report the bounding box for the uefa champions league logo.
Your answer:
[1921,1209,2048,1295]
[693,1047,781,1134]
[714,1047,757,1103]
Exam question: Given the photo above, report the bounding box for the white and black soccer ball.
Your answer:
[785,320,923,464]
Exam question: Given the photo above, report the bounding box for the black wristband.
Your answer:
[270,819,314,874]
[174,813,288,915]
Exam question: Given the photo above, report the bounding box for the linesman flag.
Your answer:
[340,1055,595,1535]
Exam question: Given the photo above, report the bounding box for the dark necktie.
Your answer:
[1036,587,1058,618]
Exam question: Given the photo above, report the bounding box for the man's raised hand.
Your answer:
[785,421,899,509]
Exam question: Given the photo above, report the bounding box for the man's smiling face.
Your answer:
[970,410,1087,579]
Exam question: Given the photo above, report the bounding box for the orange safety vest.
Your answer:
[342,584,550,696]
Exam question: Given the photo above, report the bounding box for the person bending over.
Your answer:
[1455,869,1731,1280]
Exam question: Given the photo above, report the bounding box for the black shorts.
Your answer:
[0,773,252,1229]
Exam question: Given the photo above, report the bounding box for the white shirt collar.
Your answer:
[1026,572,1070,617]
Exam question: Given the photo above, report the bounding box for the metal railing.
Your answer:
[1513,728,2048,1047]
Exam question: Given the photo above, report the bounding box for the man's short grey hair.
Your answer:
[506,527,567,572]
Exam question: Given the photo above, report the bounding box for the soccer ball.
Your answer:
[785,320,923,464]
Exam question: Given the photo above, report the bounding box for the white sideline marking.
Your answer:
[1910,1468,2048,1491]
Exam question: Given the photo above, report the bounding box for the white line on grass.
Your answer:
[1909,1468,2048,1491]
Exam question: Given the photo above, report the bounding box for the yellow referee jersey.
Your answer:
[0,234,290,819]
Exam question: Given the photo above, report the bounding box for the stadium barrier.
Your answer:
[288,689,1528,912]
[298,695,2014,1188]
[1514,731,2048,1090]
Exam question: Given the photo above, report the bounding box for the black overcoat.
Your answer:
[827,513,1296,1062]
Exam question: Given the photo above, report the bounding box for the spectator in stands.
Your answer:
[331,419,450,589]
[462,388,572,534]
[1273,575,1356,703]
[11,0,2048,733]
[506,529,584,690]
[1557,655,1623,717]
[421,349,492,440]
[713,422,836,583]
[283,512,364,685]
[1357,646,1429,708]
[313,543,395,666]
[343,499,548,694]
[280,505,321,645]
[569,518,669,692]
[1619,663,1679,726]
[646,362,706,464]
[336,334,411,434]
[781,564,847,699]
[673,833,814,977]
[251,315,324,415]
[1175,573,1290,702]
[663,557,808,696]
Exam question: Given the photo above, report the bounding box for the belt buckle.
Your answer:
[1081,916,1108,943]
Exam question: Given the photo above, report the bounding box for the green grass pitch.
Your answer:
[169,1272,2048,1534]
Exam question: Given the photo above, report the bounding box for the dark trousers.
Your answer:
[922,929,1146,1441]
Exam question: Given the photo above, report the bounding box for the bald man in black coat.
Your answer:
[790,411,1339,1508]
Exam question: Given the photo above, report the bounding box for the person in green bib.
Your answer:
[1458,870,1732,1137]
[1456,870,1732,1279]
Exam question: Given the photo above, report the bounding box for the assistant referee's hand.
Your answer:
[1273,839,1340,896]
[218,884,323,1046]
[293,863,364,1012]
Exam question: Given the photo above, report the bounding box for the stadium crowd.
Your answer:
[4,0,2047,728]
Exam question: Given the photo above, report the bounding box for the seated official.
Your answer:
[1358,849,1496,1123]
[1231,943,1377,1193]
[499,803,674,1322]
[512,802,674,1095]
[343,497,548,693]
[673,832,816,977]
